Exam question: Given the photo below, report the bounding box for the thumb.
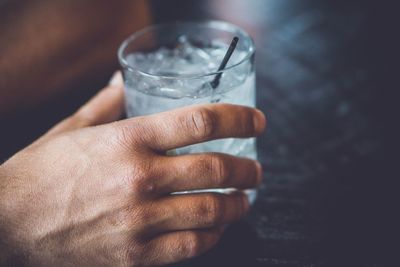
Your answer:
[44,71,125,137]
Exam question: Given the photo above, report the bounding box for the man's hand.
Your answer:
[0,72,266,267]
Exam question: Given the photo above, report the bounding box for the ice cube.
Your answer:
[125,40,252,98]
[177,35,189,44]
[159,87,185,99]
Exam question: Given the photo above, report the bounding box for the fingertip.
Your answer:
[104,71,124,102]
[255,161,263,186]
[234,191,250,214]
[109,71,123,87]
[253,109,266,134]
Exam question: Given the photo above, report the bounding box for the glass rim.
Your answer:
[118,20,255,80]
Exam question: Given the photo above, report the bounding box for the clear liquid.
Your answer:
[123,41,257,203]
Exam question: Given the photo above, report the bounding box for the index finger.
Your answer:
[121,103,266,151]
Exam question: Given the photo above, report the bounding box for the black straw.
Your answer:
[210,36,239,89]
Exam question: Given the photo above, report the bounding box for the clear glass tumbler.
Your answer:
[118,21,257,203]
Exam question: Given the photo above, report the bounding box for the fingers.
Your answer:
[154,153,262,194]
[44,71,124,137]
[144,227,223,266]
[119,103,266,151]
[148,192,249,233]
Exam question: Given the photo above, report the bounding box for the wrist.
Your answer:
[0,164,12,265]
[0,164,27,267]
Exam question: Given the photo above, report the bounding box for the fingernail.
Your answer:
[255,161,263,185]
[109,71,123,86]
[253,109,266,134]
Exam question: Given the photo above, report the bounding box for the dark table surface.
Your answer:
[150,0,398,266]
[1,0,398,266]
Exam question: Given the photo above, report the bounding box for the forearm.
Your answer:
[0,159,36,267]
[0,0,150,116]
[0,164,17,266]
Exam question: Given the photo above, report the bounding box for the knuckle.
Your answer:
[115,124,134,148]
[195,154,229,187]
[182,232,203,258]
[201,195,223,226]
[246,109,257,133]
[186,108,216,139]
[122,241,146,267]
[124,163,156,196]
[130,206,152,228]
[135,209,149,227]
[120,205,156,236]
[235,107,255,135]
[209,154,229,187]
[113,122,144,151]
[131,177,155,197]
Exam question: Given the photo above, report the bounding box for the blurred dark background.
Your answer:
[1,0,398,266]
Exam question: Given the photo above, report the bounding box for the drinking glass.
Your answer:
[118,21,257,203]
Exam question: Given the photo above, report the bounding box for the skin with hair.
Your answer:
[0,72,266,266]
[0,2,266,265]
